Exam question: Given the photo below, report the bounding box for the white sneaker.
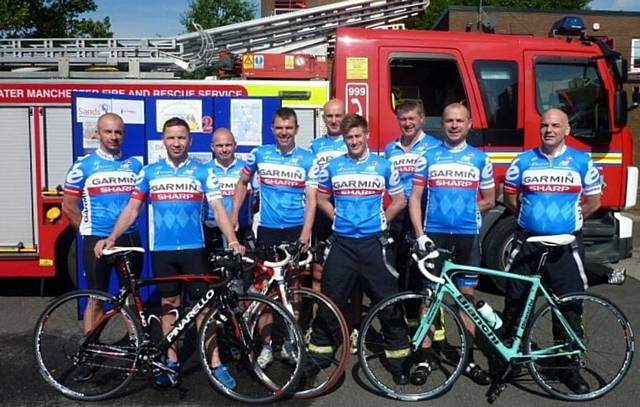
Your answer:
[350,329,359,354]
[608,268,626,285]
[257,345,273,369]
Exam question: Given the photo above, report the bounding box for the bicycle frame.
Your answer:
[244,246,312,315]
[412,259,587,364]
[86,252,236,358]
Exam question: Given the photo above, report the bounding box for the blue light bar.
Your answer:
[551,16,586,34]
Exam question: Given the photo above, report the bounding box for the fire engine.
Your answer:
[0,1,637,288]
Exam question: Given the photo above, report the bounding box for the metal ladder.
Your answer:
[0,0,429,78]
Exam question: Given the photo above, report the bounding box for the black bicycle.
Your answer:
[33,246,305,403]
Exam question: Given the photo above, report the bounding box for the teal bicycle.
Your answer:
[357,234,634,402]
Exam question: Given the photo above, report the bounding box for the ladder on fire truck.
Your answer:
[0,0,428,79]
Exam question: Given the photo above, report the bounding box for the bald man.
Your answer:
[62,113,143,382]
[502,108,602,394]
[409,102,495,386]
[204,128,253,251]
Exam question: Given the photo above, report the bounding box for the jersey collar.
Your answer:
[324,133,343,141]
[96,147,122,161]
[275,145,298,156]
[214,158,237,171]
[347,148,370,163]
[165,156,192,169]
[537,145,567,160]
[444,140,468,152]
[394,131,426,152]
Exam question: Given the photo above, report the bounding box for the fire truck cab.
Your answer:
[332,25,638,270]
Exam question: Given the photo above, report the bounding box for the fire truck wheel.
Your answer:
[482,216,517,293]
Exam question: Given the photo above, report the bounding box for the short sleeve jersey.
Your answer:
[205,158,251,227]
[243,145,318,229]
[309,134,347,168]
[414,143,494,235]
[319,152,403,238]
[131,158,221,251]
[63,149,142,237]
[503,146,602,235]
[384,132,441,201]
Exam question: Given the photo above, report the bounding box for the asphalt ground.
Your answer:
[1,216,639,406]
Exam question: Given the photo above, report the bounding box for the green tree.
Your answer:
[180,0,254,32]
[407,0,590,30]
[0,0,112,38]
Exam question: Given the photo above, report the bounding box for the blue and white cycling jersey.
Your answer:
[384,132,441,201]
[414,143,494,235]
[503,146,602,235]
[204,158,251,227]
[319,152,403,238]
[309,134,347,168]
[132,158,221,251]
[243,145,318,229]
[64,149,142,237]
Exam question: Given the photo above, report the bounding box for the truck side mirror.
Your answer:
[615,89,628,127]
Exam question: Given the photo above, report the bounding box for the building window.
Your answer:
[632,39,640,73]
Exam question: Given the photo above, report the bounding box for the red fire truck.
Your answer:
[0,9,637,286]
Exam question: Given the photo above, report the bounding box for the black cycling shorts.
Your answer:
[151,248,209,299]
[426,233,481,288]
[257,225,302,260]
[82,232,142,292]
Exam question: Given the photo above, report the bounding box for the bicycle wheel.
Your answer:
[358,291,468,401]
[33,290,142,401]
[272,287,350,399]
[524,292,635,401]
[198,292,305,403]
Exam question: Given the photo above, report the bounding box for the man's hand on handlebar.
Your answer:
[416,234,435,251]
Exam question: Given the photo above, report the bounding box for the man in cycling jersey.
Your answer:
[204,128,253,252]
[408,103,495,386]
[384,100,441,291]
[308,99,347,291]
[502,108,602,394]
[231,107,318,367]
[307,113,412,384]
[231,107,318,250]
[94,117,245,389]
[62,112,143,382]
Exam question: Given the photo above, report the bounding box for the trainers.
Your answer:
[72,364,96,382]
[211,364,237,390]
[281,341,298,365]
[257,344,273,369]
[464,363,492,386]
[608,268,626,285]
[386,356,410,385]
[350,329,359,354]
[562,368,590,394]
[154,360,180,388]
[410,361,432,385]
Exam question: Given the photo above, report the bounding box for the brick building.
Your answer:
[434,6,640,78]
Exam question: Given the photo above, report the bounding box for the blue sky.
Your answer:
[88,0,639,38]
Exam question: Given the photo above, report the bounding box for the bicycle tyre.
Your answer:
[271,287,350,399]
[198,292,305,403]
[33,289,142,401]
[524,292,635,401]
[358,291,469,401]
